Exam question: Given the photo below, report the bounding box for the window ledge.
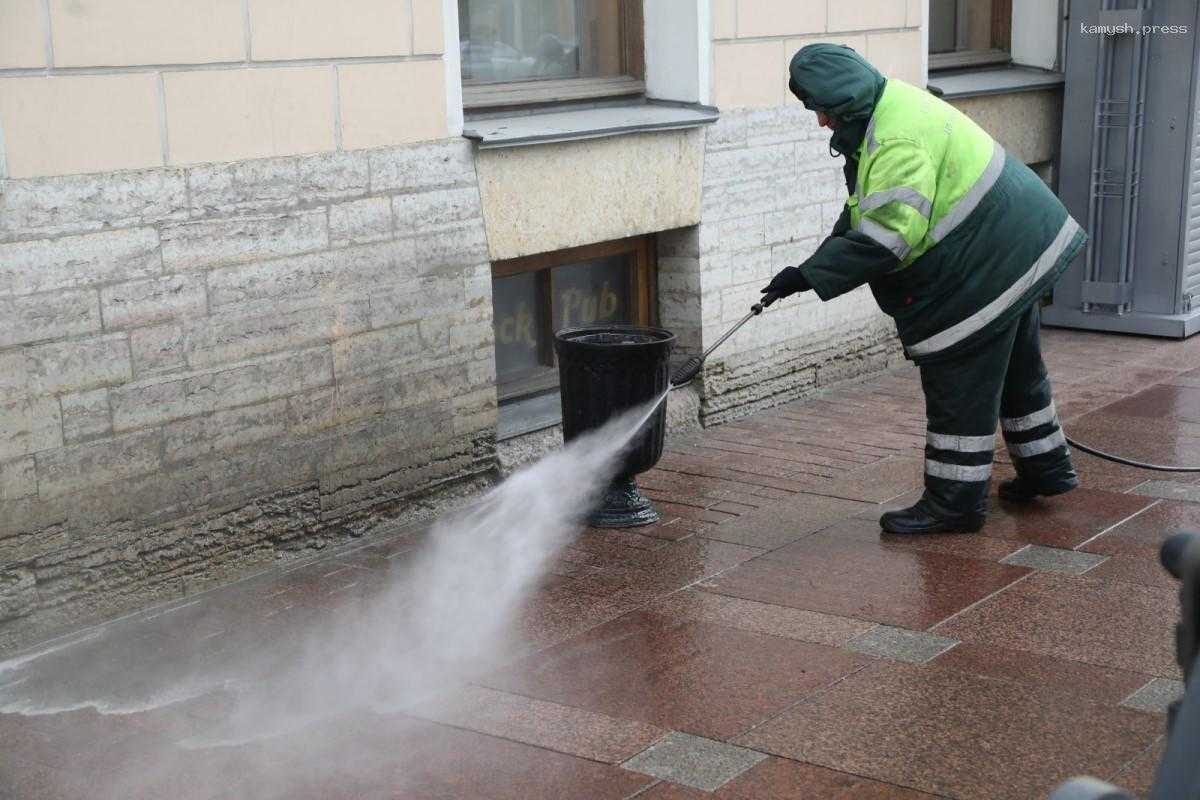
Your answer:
[497,393,562,440]
[462,100,719,150]
[929,49,1011,71]
[463,76,646,112]
[928,66,1065,100]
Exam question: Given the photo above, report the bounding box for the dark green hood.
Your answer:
[788,44,886,161]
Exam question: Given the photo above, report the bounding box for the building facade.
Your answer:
[0,0,1063,651]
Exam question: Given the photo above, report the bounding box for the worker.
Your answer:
[762,44,1086,535]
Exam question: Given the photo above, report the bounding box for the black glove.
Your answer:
[761,266,812,299]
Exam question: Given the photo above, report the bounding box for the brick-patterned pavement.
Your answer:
[3,327,1198,799]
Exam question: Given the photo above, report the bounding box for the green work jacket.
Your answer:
[798,76,1087,364]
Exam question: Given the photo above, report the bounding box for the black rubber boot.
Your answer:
[998,474,1079,502]
[879,497,985,535]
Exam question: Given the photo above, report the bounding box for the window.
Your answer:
[491,236,656,436]
[459,0,644,110]
[929,0,1012,70]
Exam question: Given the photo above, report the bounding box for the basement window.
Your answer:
[492,235,656,438]
[458,0,645,111]
[929,0,1012,71]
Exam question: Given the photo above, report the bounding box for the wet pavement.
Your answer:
[3,326,1199,799]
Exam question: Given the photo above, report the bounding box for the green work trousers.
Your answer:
[919,303,1075,515]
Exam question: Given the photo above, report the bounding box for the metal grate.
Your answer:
[1082,0,1151,314]
[1182,99,1200,301]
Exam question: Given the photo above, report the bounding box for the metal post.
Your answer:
[1083,4,1106,313]
[1096,6,1116,289]
[1123,0,1153,313]
[1112,0,1145,311]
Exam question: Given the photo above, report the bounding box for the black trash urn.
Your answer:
[554,325,675,528]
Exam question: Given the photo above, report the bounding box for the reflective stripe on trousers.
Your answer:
[926,431,995,452]
[1008,429,1066,458]
[1002,401,1069,460]
[925,459,993,483]
[1001,401,1057,433]
[925,429,995,484]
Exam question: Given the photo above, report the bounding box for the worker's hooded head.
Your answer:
[788,44,886,161]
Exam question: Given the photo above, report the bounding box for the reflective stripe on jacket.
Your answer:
[849,80,1000,268]
[846,79,1086,363]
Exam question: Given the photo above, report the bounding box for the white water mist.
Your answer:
[0,393,668,797]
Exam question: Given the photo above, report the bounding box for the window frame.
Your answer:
[459,0,645,112]
[491,234,657,404]
[928,0,1013,72]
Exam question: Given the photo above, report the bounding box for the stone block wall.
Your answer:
[0,139,498,652]
[950,89,1064,168]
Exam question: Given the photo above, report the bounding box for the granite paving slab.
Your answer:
[409,684,667,763]
[846,625,960,664]
[738,661,1162,800]
[931,642,1155,707]
[936,572,1179,677]
[1121,678,1186,715]
[709,535,1029,629]
[999,544,1108,575]
[644,588,876,647]
[699,491,874,550]
[620,731,767,791]
[1110,737,1168,797]
[482,611,871,740]
[634,756,942,799]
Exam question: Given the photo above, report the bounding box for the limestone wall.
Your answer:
[950,89,1063,168]
[0,139,496,652]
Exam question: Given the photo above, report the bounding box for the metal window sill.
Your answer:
[462,100,720,150]
[929,49,1012,71]
[497,392,562,440]
[928,67,1065,100]
[463,76,646,111]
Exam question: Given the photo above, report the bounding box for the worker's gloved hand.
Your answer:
[761,266,812,299]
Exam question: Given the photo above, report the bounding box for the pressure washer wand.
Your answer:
[670,291,784,388]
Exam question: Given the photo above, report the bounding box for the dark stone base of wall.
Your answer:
[0,433,499,656]
[700,324,904,427]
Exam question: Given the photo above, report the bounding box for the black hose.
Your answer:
[1065,433,1200,473]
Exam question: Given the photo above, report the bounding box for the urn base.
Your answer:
[588,477,660,528]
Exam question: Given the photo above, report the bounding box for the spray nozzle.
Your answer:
[752,291,783,315]
[670,356,704,388]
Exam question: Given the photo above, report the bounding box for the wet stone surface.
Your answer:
[0,327,1194,798]
[1121,678,1186,714]
[846,625,960,664]
[1000,544,1109,574]
[1131,479,1200,503]
[620,731,767,791]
